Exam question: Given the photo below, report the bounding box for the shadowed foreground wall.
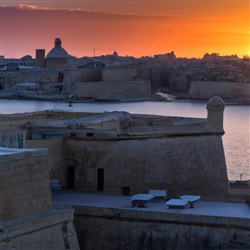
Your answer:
[74,206,250,250]
[0,148,51,221]
[0,147,80,250]
[0,208,79,250]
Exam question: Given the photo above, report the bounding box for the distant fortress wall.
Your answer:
[0,69,63,89]
[80,69,102,82]
[0,68,145,98]
[189,81,250,101]
[0,69,89,88]
[74,80,150,99]
[102,67,137,81]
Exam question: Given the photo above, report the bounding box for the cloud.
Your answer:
[0,4,248,58]
[15,4,40,10]
[5,4,187,18]
[11,4,133,15]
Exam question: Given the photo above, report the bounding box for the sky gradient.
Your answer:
[1,1,249,58]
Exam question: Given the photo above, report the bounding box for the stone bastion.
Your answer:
[0,147,80,250]
[19,96,229,200]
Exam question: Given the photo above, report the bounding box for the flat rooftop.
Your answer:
[52,190,250,219]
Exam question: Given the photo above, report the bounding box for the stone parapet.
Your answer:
[74,205,250,250]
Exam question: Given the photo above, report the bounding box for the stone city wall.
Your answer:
[74,80,150,99]
[74,206,250,250]
[102,67,137,81]
[65,134,228,199]
[0,148,52,221]
[80,69,102,82]
[0,69,61,88]
[189,81,250,101]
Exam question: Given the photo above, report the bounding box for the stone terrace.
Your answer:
[52,190,250,219]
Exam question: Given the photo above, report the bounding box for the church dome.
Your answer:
[46,38,69,58]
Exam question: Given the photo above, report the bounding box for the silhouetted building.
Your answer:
[36,49,45,67]
[46,38,69,68]
[154,51,176,61]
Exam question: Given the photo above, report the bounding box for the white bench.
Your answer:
[50,179,61,191]
[180,195,201,208]
[149,189,167,199]
[131,194,154,208]
[166,199,190,209]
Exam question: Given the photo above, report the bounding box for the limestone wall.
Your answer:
[0,148,52,221]
[65,134,229,198]
[0,69,61,89]
[74,80,150,99]
[0,208,80,250]
[0,131,26,148]
[80,69,102,82]
[26,139,66,184]
[102,67,137,81]
[74,206,250,250]
[189,81,250,100]
[0,147,80,249]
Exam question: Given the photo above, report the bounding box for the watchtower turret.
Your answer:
[206,96,225,132]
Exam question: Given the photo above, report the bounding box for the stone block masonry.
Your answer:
[0,147,52,222]
[73,205,250,250]
[0,208,80,250]
[0,147,80,249]
[74,80,150,99]
[189,81,250,101]
[62,97,228,199]
[65,134,229,198]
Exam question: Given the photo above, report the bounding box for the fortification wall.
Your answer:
[65,134,228,198]
[80,69,102,82]
[0,148,52,222]
[102,67,137,81]
[73,206,250,250]
[189,81,250,100]
[26,139,66,184]
[74,80,150,99]
[0,147,80,249]
[0,70,61,89]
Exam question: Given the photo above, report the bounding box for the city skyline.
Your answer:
[0,1,249,58]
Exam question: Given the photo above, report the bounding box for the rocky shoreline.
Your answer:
[0,90,249,105]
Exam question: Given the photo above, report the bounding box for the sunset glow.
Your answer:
[0,1,249,58]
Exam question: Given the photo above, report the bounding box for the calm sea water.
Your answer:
[0,99,249,181]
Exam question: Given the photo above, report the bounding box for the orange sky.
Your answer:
[0,2,249,58]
